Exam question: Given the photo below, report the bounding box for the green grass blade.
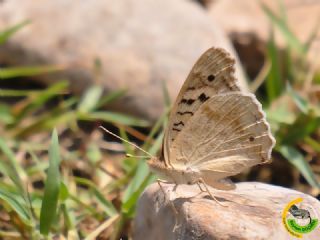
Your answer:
[305,137,320,153]
[0,138,27,198]
[286,83,309,114]
[0,104,14,124]
[73,177,117,217]
[122,160,149,207]
[265,104,295,125]
[8,81,69,127]
[80,111,150,127]
[40,129,61,235]
[121,131,163,215]
[77,85,103,113]
[142,108,169,150]
[281,113,320,144]
[0,65,63,79]
[261,2,305,54]
[121,172,155,217]
[119,128,136,172]
[96,89,127,108]
[93,188,118,217]
[278,145,320,189]
[162,80,171,108]
[0,20,30,44]
[0,189,32,226]
[266,30,283,103]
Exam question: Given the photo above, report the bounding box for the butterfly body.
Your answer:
[147,47,275,192]
[148,157,201,185]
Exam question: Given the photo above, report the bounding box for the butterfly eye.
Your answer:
[207,74,215,82]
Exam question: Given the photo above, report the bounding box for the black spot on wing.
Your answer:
[198,93,209,102]
[173,121,184,127]
[177,111,194,116]
[180,98,195,105]
[172,128,181,132]
[186,87,196,91]
[207,74,215,82]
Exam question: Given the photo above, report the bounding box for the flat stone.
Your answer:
[133,182,320,239]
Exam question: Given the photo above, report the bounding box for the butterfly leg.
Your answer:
[157,179,178,216]
[157,180,181,231]
[197,178,227,207]
[196,181,206,192]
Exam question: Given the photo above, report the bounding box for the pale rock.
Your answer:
[133,182,320,239]
[0,0,247,122]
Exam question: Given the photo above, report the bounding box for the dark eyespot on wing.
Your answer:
[173,121,184,127]
[249,136,255,142]
[180,98,195,105]
[177,111,194,116]
[198,93,209,102]
[207,74,215,82]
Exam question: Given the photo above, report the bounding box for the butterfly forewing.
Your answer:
[166,48,240,143]
[164,48,242,165]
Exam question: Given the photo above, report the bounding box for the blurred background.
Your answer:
[0,0,319,239]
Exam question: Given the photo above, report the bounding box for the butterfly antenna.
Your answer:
[99,126,154,158]
[126,153,150,159]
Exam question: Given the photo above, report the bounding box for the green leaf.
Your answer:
[59,182,69,202]
[0,20,31,44]
[281,113,320,144]
[265,104,295,125]
[278,145,320,189]
[77,85,103,113]
[40,129,61,235]
[79,111,150,127]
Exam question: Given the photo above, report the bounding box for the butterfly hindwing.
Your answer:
[169,92,275,177]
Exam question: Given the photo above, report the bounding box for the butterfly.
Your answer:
[147,47,275,198]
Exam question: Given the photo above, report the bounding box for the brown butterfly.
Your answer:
[101,47,275,204]
[147,47,275,200]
